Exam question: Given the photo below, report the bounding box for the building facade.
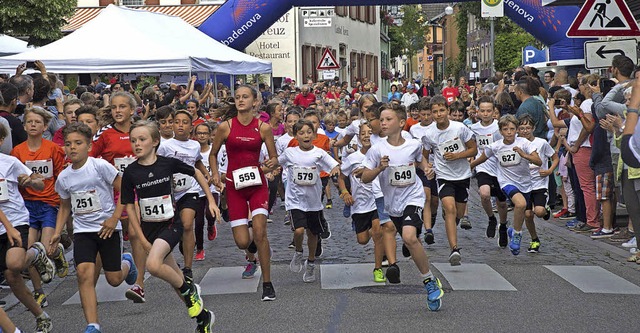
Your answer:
[466,12,492,82]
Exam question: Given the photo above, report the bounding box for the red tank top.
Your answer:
[226,117,263,173]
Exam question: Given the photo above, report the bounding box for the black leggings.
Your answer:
[268,174,282,212]
[195,194,217,251]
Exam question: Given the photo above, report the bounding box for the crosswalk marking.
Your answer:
[320,263,385,289]
[63,273,150,305]
[544,265,640,294]
[433,263,517,291]
[199,266,262,295]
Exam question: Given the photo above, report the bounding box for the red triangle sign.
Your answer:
[567,0,640,37]
[316,48,340,70]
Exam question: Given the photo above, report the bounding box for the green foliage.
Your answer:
[389,5,430,60]
[0,0,76,46]
[494,30,537,72]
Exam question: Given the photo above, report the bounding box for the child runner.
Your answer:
[156,105,175,142]
[361,103,444,311]
[52,98,83,147]
[517,114,558,253]
[0,124,55,333]
[157,110,210,282]
[276,111,300,229]
[471,115,542,255]
[10,107,68,308]
[193,122,219,261]
[122,120,218,332]
[282,120,339,282]
[422,95,477,265]
[90,92,145,303]
[469,96,509,245]
[208,85,278,301]
[50,122,138,333]
[76,106,100,136]
[338,122,398,283]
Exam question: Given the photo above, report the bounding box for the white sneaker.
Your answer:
[622,237,636,248]
[289,251,304,273]
[303,260,316,283]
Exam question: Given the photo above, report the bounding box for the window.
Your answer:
[121,0,144,5]
[359,6,366,22]
[367,6,376,24]
[349,6,357,20]
[336,6,347,17]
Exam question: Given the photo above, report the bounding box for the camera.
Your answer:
[26,61,36,69]
[504,79,512,85]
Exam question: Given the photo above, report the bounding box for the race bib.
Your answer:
[114,157,136,173]
[0,179,8,203]
[139,195,174,222]
[232,166,262,190]
[438,137,464,155]
[476,134,493,149]
[498,150,521,167]
[25,159,53,179]
[71,190,102,215]
[173,174,190,192]
[389,164,416,187]
[292,166,318,186]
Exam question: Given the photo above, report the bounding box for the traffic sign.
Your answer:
[304,18,332,28]
[567,0,640,37]
[584,39,638,69]
[316,49,340,70]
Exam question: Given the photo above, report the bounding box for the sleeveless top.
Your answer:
[226,117,263,174]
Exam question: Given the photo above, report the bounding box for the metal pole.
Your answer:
[442,24,445,83]
[490,17,495,78]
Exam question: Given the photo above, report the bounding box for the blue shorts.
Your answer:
[24,200,58,230]
[501,185,530,204]
[375,197,391,224]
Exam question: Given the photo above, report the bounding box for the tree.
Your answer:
[494,29,537,72]
[389,5,430,60]
[0,0,76,46]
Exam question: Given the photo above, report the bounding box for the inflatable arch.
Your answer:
[199,0,591,62]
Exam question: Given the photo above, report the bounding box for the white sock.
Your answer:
[15,328,23,333]
[122,259,131,270]
[421,271,434,281]
[88,323,101,331]
[36,311,48,320]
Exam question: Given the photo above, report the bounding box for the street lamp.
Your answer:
[442,6,453,83]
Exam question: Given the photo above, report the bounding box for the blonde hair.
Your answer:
[25,107,53,126]
[323,113,337,125]
[130,120,160,150]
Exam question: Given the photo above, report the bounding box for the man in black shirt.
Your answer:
[0,83,28,147]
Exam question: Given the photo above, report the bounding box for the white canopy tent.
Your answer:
[0,5,271,74]
[0,35,32,57]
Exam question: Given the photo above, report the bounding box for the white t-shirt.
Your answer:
[370,131,413,146]
[157,138,203,199]
[0,155,31,234]
[483,137,536,193]
[470,120,502,177]
[527,137,555,190]
[567,99,593,148]
[0,117,12,155]
[363,138,425,217]
[340,119,363,158]
[218,144,228,174]
[409,122,430,141]
[279,146,339,212]
[200,146,219,195]
[341,150,377,214]
[55,157,121,233]
[276,133,293,156]
[421,121,474,181]
[400,92,419,107]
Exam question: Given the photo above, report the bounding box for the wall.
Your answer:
[245,9,297,80]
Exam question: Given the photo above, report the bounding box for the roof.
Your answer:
[62,4,220,32]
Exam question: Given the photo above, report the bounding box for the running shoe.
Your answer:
[459,216,472,230]
[195,250,205,261]
[283,212,291,226]
[560,212,577,220]
[33,290,48,308]
[325,199,333,209]
[381,255,389,267]
[261,282,276,301]
[423,277,444,303]
[30,242,55,284]
[60,229,72,250]
[122,252,138,285]
[610,228,634,242]
[486,218,497,238]
[565,218,580,229]
[315,238,323,257]
[242,261,258,279]
[498,223,508,248]
[575,223,598,233]
[543,206,551,221]
[182,283,203,318]
[84,325,101,333]
[267,218,273,223]
[591,228,614,239]
[288,241,295,249]
[195,309,215,333]
[183,267,194,284]
[553,208,568,219]
[622,237,637,248]
[424,229,435,245]
[207,224,217,241]
[343,204,351,218]
[402,244,411,258]
[302,260,316,282]
[527,240,541,253]
[125,284,146,303]
[385,263,401,284]
[36,315,52,333]
[373,268,386,283]
[53,243,69,278]
[508,228,521,255]
[289,251,304,273]
[319,219,331,239]
[448,248,461,266]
